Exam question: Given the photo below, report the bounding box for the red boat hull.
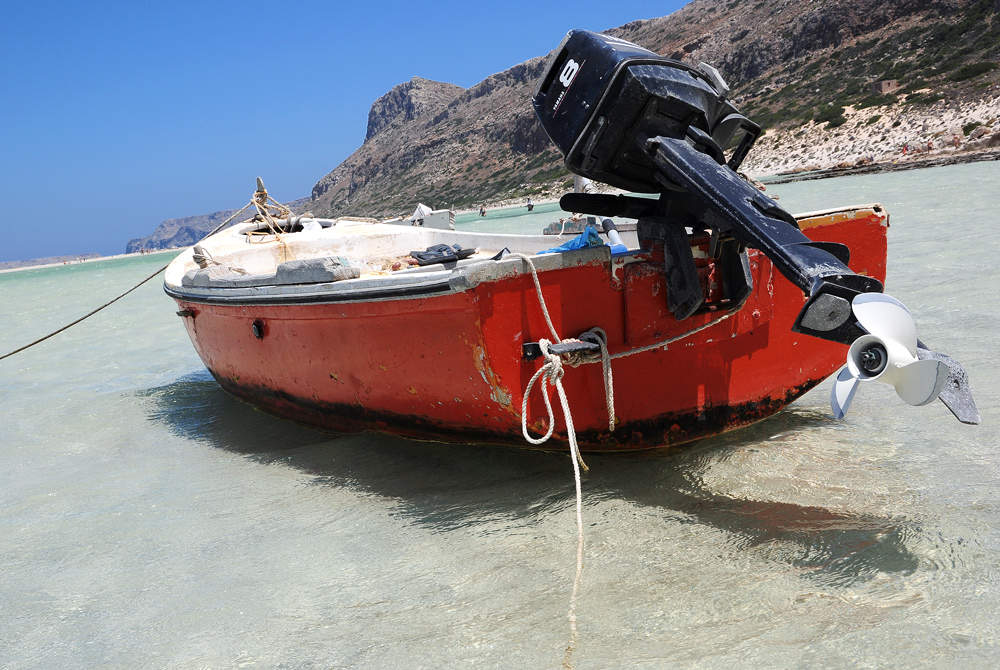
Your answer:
[171,207,888,451]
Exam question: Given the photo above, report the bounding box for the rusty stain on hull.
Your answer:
[573,380,823,452]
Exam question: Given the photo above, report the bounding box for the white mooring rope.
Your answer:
[511,252,741,666]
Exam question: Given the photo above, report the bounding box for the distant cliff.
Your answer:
[366,77,465,141]
[307,57,556,218]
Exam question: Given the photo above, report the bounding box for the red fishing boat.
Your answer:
[164,201,899,451]
[164,29,977,452]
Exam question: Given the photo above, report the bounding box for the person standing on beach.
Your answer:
[527,198,534,212]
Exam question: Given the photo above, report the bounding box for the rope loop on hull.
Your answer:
[513,252,739,451]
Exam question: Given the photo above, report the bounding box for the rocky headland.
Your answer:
[306,59,556,219]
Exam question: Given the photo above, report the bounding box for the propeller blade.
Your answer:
[831,366,861,419]
[893,358,950,406]
[916,343,981,424]
[852,293,918,355]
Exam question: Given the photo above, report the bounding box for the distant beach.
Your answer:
[6,139,996,272]
[0,248,178,275]
[743,94,1000,179]
[762,145,1000,185]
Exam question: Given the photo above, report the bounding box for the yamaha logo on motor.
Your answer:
[550,57,584,114]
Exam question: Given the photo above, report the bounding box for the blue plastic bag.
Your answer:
[538,226,605,255]
[538,225,629,255]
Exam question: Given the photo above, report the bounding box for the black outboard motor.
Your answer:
[532,30,978,424]
[534,31,758,191]
[533,29,878,339]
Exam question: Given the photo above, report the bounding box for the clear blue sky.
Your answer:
[1,1,688,262]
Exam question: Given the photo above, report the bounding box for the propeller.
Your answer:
[831,293,951,419]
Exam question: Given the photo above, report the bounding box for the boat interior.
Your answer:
[163,216,643,300]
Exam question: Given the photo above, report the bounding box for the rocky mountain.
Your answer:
[618,0,1000,174]
[302,0,1000,219]
[366,77,465,141]
[307,57,558,218]
[125,197,309,253]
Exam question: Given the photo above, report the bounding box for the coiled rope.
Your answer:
[245,181,297,262]
[0,197,267,362]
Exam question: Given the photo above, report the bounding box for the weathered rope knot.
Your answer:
[579,328,615,432]
[521,339,588,471]
[191,244,220,269]
[518,332,589,663]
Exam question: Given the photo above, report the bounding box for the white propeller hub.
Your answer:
[847,334,914,385]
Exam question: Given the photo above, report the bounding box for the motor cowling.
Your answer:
[532,30,760,192]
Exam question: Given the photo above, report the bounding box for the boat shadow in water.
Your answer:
[141,371,920,587]
[592,448,920,588]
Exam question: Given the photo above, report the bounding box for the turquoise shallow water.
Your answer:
[455,200,568,234]
[2,162,1000,668]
